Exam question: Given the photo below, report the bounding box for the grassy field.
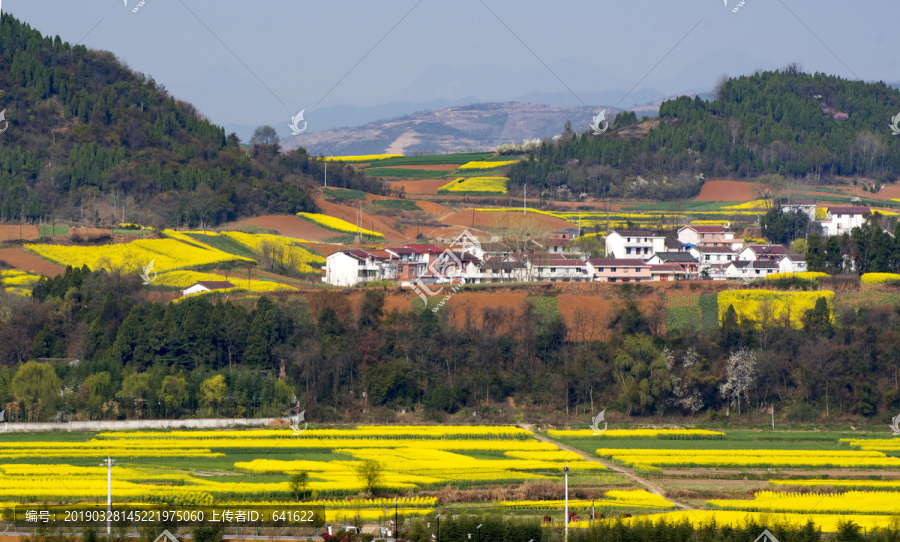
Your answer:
[364,167,453,178]
[366,153,494,167]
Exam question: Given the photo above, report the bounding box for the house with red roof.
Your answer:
[677,225,743,250]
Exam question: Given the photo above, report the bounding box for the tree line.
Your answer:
[2,265,900,425]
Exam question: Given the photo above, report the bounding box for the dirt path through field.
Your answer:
[522,424,692,510]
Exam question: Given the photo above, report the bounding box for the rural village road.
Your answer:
[521,424,692,511]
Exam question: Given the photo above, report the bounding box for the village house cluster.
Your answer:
[322,205,872,287]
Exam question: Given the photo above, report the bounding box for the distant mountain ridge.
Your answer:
[280,102,613,156]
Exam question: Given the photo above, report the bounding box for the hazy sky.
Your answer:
[4,1,897,131]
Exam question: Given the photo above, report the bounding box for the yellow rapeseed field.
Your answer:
[0,269,40,296]
[718,289,834,329]
[594,448,900,469]
[764,272,828,281]
[458,160,520,170]
[221,231,324,274]
[860,273,900,285]
[296,213,383,238]
[437,177,508,195]
[322,154,403,162]
[590,510,900,533]
[709,490,900,515]
[0,426,599,504]
[26,238,253,273]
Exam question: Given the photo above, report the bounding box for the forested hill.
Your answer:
[0,14,372,227]
[508,68,900,201]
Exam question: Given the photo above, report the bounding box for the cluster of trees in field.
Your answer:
[803,217,900,275]
[2,265,900,424]
[507,67,900,201]
[0,14,381,227]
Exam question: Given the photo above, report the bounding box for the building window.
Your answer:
[705,255,710,261]
[626,247,632,254]
[627,237,631,242]
[598,268,604,272]
[728,255,732,261]
[550,268,556,272]
[611,267,617,272]
[701,234,706,239]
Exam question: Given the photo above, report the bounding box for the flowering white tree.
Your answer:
[719,347,757,417]
[665,347,705,414]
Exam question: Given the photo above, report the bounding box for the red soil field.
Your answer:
[413,200,453,215]
[0,247,65,276]
[832,183,900,201]
[388,179,450,195]
[441,210,573,231]
[0,225,40,242]
[222,215,335,241]
[695,180,757,201]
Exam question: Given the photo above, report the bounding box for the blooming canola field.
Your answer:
[0,426,603,508]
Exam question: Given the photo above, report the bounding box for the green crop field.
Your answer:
[364,167,452,178]
[367,152,494,167]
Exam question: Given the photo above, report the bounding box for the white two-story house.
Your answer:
[820,206,871,236]
[324,250,397,286]
[604,230,666,259]
[689,246,738,270]
[677,225,743,250]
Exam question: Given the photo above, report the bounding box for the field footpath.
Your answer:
[522,424,692,511]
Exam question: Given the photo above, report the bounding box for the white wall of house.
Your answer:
[605,232,665,259]
[324,252,364,287]
[821,212,868,236]
[529,262,588,282]
[689,247,736,269]
[778,257,808,274]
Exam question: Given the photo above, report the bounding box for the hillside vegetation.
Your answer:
[0,13,386,227]
[508,67,900,200]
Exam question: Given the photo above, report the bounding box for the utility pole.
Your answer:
[101,456,116,538]
[324,161,327,188]
[606,198,610,234]
[564,463,570,542]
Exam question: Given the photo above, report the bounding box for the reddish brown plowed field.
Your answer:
[414,200,453,214]
[441,210,573,231]
[831,183,900,201]
[695,180,756,201]
[315,198,408,241]
[0,247,65,276]
[388,179,450,195]
[222,215,335,241]
[0,225,40,242]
